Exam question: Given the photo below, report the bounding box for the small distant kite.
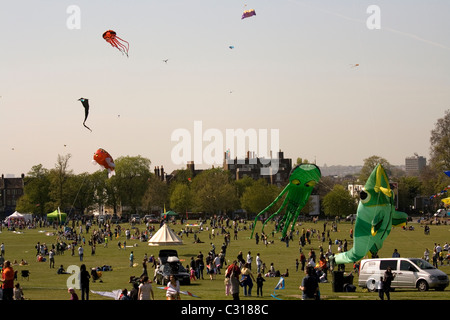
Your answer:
[163,59,169,63]
[444,170,450,177]
[93,148,115,178]
[229,45,235,49]
[102,30,129,57]
[350,63,360,68]
[241,9,256,19]
[78,98,92,132]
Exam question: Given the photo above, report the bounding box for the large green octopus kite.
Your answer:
[335,164,408,264]
[250,163,322,239]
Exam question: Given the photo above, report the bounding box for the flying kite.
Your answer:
[250,163,321,239]
[229,45,235,49]
[78,98,92,132]
[334,164,408,265]
[445,171,450,177]
[93,148,115,178]
[241,9,256,19]
[350,63,360,68]
[102,30,129,57]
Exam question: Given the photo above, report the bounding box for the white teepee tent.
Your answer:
[148,223,183,246]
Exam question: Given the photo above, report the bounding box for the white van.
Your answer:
[358,258,449,292]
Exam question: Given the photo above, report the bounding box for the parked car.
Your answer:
[155,253,190,285]
[158,249,179,264]
[359,257,449,291]
[143,215,159,223]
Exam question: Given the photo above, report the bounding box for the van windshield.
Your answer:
[410,258,435,270]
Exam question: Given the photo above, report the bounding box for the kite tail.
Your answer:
[115,36,129,57]
[108,169,116,179]
[250,185,289,238]
[83,121,92,132]
[392,210,408,227]
[334,247,363,265]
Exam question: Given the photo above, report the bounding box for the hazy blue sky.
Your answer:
[1,1,449,176]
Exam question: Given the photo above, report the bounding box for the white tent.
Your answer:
[5,211,32,223]
[148,223,183,246]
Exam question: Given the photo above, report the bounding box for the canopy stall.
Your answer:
[47,209,67,223]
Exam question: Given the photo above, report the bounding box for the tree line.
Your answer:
[16,110,450,219]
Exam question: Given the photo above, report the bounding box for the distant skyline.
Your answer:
[1,1,449,176]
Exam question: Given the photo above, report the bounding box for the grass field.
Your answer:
[2,218,449,300]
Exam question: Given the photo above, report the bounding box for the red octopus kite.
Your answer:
[102,30,129,57]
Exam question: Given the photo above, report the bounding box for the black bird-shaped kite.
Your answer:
[78,97,92,132]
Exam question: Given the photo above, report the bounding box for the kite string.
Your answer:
[68,174,88,217]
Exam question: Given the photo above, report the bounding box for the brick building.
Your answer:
[0,174,25,218]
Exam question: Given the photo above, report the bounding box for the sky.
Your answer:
[1,0,449,177]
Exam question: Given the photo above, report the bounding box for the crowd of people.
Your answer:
[1,214,449,300]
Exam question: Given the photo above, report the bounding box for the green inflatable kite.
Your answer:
[335,164,408,264]
[250,163,321,239]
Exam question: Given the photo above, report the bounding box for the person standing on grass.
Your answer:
[299,266,319,300]
[141,259,148,278]
[225,260,241,301]
[377,276,384,300]
[129,251,134,267]
[138,276,154,300]
[80,264,90,300]
[256,273,265,297]
[166,275,181,300]
[256,253,262,274]
[1,260,14,300]
[78,245,84,261]
[383,266,396,300]
[241,263,255,296]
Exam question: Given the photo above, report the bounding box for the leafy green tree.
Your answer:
[322,184,357,218]
[112,155,152,214]
[296,157,309,165]
[191,168,239,215]
[397,176,422,213]
[16,164,51,216]
[48,154,73,210]
[420,110,450,211]
[90,170,109,214]
[429,109,450,172]
[234,176,255,198]
[170,183,192,214]
[359,155,391,182]
[66,172,96,216]
[241,178,280,215]
[141,173,169,213]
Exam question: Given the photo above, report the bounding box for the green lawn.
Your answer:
[2,218,449,300]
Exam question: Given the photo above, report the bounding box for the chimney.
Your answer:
[160,166,164,181]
